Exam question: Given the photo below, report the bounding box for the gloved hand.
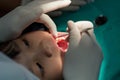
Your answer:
[0,0,71,42]
[63,21,103,80]
[47,0,94,17]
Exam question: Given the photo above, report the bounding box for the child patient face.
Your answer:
[12,31,65,80]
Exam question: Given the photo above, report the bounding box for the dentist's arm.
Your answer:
[0,0,71,42]
[63,21,103,80]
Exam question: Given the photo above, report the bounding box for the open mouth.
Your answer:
[55,32,69,53]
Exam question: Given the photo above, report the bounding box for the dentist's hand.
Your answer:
[63,21,103,80]
[47,0,94,17]
[0,0,71,42]
[47,0,86,17]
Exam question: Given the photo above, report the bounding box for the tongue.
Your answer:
[55,32,69,52]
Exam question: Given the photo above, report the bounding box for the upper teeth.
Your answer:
[56,37,65,42]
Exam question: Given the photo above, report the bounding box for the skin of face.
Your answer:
[12,31,64,80]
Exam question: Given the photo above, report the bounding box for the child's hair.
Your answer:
[0,22,49,58]
[21,22,49,35]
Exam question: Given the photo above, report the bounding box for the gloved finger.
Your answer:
[23,0,71,14]
[67,20,81,51]
[47,11,62,17]
[60,6,80,11]
[36,14,57,37]
[66,21,93,32]
[71,0,87,6]
[75,21,93,32]
[86,29,98,44]
[40,0,71,13]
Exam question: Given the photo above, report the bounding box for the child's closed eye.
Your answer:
[22,39,30,47]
